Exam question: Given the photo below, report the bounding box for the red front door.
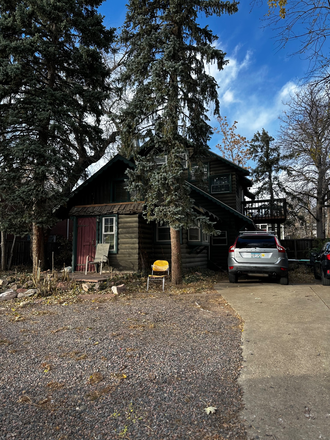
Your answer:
[76,217,97,271]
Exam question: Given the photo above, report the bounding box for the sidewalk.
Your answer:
[215,281,330,440]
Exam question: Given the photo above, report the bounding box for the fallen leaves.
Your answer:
[86,385,114,401]
[88,372,103,385]
[51,326,71,334]
[60,350,87,361]
[18,395,33,404]
[41,362,52,373]
[17,394,52,408]
[111,372,127,380]
[47,381,65,390]
[0,338,12,345]
[9,312,26,322]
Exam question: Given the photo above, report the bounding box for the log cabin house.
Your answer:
[62,152,256,273]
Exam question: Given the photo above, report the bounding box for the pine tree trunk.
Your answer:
[1,231,6,271]
[170,227,182,285]
[32,223,45,278]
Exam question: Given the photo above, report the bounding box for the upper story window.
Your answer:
[210,174,231,194]
[154,155,167,166]
[189,163,208,182]
[154,153,188,169]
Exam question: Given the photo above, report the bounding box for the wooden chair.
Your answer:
[85,243,110,275]
[147,260,169,291]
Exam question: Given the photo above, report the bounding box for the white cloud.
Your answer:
[207,46,252,94]
[234,81,300,135]
[222,89,235,103]
[207,42,300,143]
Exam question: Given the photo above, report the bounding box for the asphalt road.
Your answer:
[215,281,330,440]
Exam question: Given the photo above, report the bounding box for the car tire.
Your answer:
[279,275,289,285]
[321,270,330,286]
[228,273,238,283]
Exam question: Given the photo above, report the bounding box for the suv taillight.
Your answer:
[275,238,286,253]
[229,238,238,252]
[326,254,330,261]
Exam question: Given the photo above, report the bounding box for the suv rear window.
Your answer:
[236,235,277,249]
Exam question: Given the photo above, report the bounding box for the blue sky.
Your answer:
[98,0,307,153]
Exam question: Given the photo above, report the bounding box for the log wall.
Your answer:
[150,228,208,272]
[209,160,237,209]
[108,214,139,271]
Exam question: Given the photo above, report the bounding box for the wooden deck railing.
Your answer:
[242,198,287,223]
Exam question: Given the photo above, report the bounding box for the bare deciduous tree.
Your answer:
[279,83,330,238]
[214,116,251,168]
[255,0,330,82]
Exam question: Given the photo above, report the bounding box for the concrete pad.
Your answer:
[216,282,330,440]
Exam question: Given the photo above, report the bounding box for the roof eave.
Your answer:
[187,182,255,225]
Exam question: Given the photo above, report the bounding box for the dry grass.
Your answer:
[289,264,317,284]
[0,266,319,311]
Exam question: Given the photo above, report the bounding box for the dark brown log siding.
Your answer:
[181,230,208,269]
[151,229,208,271]
[208,161,237,209]
[71,161,129,206]
[108,214,139,271]
[138,216,154,272]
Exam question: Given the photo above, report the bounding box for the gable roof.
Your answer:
[187,182,254,225]
[69,154,134,199]
[207,151,250,176]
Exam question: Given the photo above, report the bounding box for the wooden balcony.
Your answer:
[242,198,287,224]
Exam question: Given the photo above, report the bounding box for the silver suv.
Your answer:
[228,231,289,284]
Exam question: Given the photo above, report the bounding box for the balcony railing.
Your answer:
[242,198,287,223]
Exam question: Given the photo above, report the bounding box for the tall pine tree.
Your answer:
[250,129,284,201]
[120,0,238,284]
[0,0,117,275]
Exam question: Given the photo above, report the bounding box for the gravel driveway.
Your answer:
[0,291,246,440]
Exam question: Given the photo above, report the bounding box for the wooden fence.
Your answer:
[281,239,322,260]
[0,240,72,270]
[1,240,32,268]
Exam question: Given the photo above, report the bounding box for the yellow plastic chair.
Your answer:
[147,260,169,291]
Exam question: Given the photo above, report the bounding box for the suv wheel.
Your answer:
[279,275,289,285]
[321,270,330,286]
[229,273,238,283]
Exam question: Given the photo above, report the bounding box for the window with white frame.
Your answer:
[154,155,167,166]
[154,153,188,169]
[210,174,231,194]
[212,231,227,246]
[188,222,209,244]
[188,226,200,242]
[190,163,208,181]
[156,224,171,242]
[102,216,117,251]
[202,231,209,243]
